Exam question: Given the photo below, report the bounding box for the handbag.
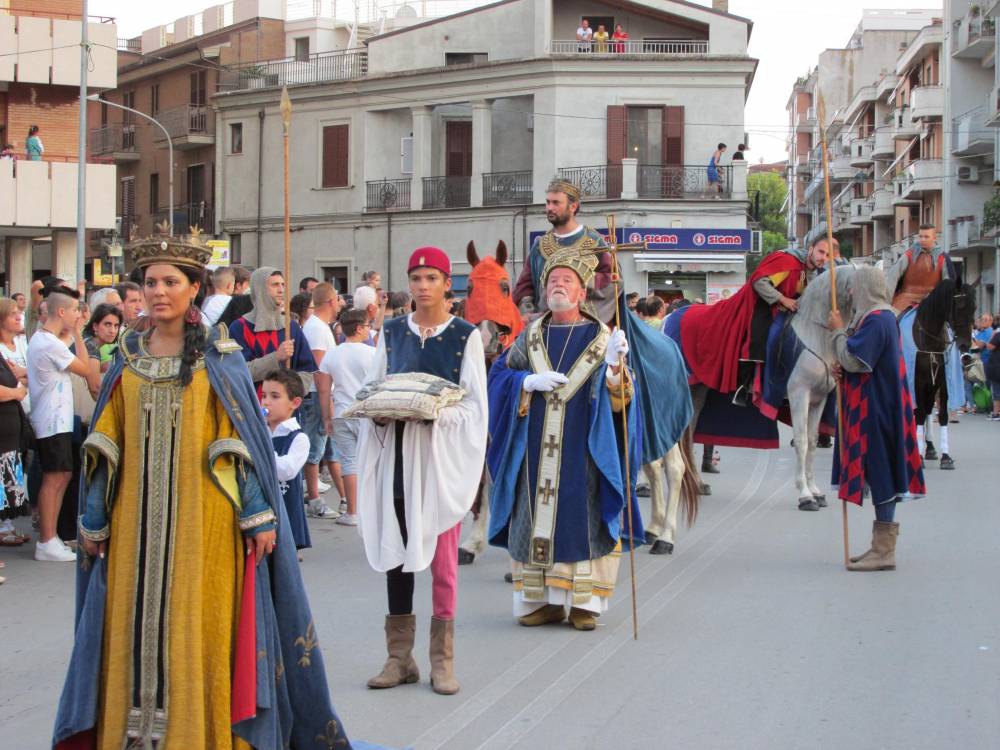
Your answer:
[343,372,465,421]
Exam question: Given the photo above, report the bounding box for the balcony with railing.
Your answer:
[849,137,873,167]
[909,86,944,121]
[892,107,919,140]
[953,13,995,59]
[365,178,411,211]
[893,159,944,204]
[557,164,624,200]
[422,176,470,209]
[153,104,214,149]
[219,49,369,93]
[951,216,992,252]
[88,124,140,162]
[152,202,215,232]
[870,188,894,219]
[848,196,872,226]
[549,38,708,55]
[637,164,732,199]
[0,158,116,231]
[483,171,533,206]
[872,126,894,158]
[117,36,140,52]
[952,105,992,156]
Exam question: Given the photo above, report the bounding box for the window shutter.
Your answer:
[322,124,349,188]
[662,106,684,166]
[400,136,413,175]
[606,105,626,199]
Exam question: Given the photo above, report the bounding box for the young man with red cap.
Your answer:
[355,247,488,695]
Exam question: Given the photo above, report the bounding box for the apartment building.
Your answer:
[0,0,117,293]
[213,0,758,301]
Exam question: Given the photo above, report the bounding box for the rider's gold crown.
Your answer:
[128,223,212,271]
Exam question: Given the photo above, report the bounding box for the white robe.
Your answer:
[357,315,488,572]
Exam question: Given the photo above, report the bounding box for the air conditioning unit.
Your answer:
[957,165,979,183]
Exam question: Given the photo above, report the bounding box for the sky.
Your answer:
[91,0,943,165]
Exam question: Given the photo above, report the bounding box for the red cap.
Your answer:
[408,247,451,276]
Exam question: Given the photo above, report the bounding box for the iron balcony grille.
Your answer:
[637,164,733,199]
[550,39,708,55]
[220,49,369,93]
[557,164,624,199]
[483,171,532,206]
[366,178,411,211]
[422,176,471,209]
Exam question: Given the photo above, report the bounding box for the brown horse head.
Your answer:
[464,240,524,361]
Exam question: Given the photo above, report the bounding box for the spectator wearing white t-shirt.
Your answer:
[300,282,346,516]
[201,266,236,327]
[27,286,98,562]
[315,309,376,526]
[576,18,593,51]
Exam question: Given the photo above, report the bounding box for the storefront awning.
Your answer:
[636,253,746,274]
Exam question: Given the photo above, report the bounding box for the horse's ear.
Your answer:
[496,240,508,268]
[467,241,480,268]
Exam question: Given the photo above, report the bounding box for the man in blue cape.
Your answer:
[488,247,642,632]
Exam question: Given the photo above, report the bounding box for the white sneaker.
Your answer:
[35,538,76,562]
[335,513,359,526]
[317,479,332,494]
[306,498,340,519]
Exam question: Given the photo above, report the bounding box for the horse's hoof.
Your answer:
[817,435,832,448]
[798,498,820,511]
[503,572,513,583]
[812,494,827,507]
[699,482,712,496]
[457,548,476,565]
[940,454,955,470]
[636,484,651,498]
[650,540,674,555]
[644,531,658,546]
[924,444,938,461]
[700,463,720,475]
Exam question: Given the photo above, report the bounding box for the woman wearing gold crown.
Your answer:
[52,229,358,749]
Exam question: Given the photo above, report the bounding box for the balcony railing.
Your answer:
[152,202,214,232]
[117,36,140,52]
[638,164,732,199]
[550,39,708,55]
[422,176,470,209]
[88,124,138,156]
[483,171,532,206]
[155,104,213,140]
[952,105,992,155]
[558,164,623,199]
[365,178,411,211]
[220,49,369,93]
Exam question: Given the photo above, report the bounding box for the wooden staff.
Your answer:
[280,86,292,344]
[817,94,850,569]
[603,214,647,640]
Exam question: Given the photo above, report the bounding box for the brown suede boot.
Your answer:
[847,521,898,571]
[517,604,566,627]
[429,617,459,695]
[367,614,420,689]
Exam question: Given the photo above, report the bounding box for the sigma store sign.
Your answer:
[529,228,752,251]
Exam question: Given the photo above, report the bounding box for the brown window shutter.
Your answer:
[606,106,626,199]
[662,106,684,166]
[322,125,349,188]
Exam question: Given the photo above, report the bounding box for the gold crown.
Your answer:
[542,247,599,287]
[128,221,212,271]
[546,178,581,202]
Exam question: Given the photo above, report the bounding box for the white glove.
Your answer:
[523,371,569,393]
[605,328,629,368]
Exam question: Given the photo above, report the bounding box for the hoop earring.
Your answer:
[185,305,202,325]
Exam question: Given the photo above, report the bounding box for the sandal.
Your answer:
[0,532,24,547]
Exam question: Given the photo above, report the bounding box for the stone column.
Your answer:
[621,158,638,199]
[731,160,748,200]
[410,106,433,211]
[5,238,33,297]
[52,231,78,287]
[470,99,493,208]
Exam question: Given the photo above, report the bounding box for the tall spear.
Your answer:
[280,86,292,344]
[817,93,850,569]
[602,215,647,640]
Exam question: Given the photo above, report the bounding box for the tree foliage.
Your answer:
[748,172,788,237]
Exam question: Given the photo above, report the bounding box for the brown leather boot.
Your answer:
[367,614,420,689]
[429,617,459,695]
[847,521,899,571]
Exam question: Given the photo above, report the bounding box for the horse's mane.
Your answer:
[915,277,956,331]
[790,266,855,363]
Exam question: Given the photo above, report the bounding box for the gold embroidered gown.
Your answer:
[84,345,254,749]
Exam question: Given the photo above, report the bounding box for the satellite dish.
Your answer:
[395,3,417,17]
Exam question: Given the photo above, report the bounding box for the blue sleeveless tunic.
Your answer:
[272,428,311,550]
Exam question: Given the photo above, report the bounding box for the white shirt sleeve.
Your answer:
[202,295,231,326]
[274,431,310,482]
[48,337,76,372]
[364,331,388,386]
[436,329,488,429]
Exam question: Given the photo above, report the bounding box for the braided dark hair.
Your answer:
[141,264,207,387]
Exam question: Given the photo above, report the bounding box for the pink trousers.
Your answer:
[430,522,461,620]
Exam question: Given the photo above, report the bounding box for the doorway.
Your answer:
[445,121,472,177]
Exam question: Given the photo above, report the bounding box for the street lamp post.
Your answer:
[88,94,174,236]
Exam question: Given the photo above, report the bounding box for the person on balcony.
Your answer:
[593,24,610,53]
[612,24,629,53]
[576,19,593,52]
[707,143,726,195]
[25,125,43,161]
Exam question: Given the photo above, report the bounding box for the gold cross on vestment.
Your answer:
[538,478,556,505]
[544,434,560,457]
[548,392,564,411]
[584,345,602,365]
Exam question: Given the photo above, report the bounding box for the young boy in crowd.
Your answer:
[201,266,236,327]
[260,369,312,552]
[316,308,377,527]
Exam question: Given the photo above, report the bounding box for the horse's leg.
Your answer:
[643,458,666,549]
[938,375,954,469]
[788,367,818,510]
[805,392,826,501]
[458,475,490,564]
[690,385,711,495]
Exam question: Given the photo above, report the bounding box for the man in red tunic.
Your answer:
[680,238,832,406]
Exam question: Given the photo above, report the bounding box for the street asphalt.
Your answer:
[2,416,998,750]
